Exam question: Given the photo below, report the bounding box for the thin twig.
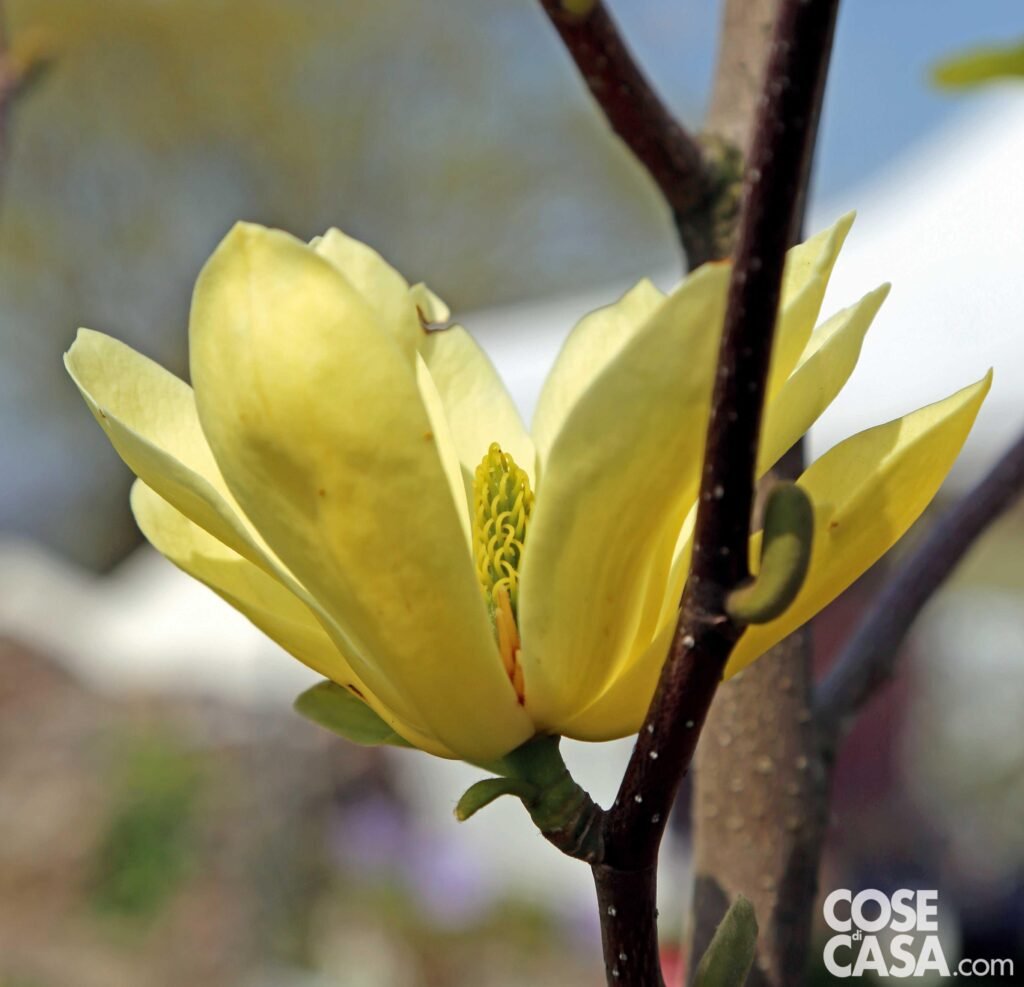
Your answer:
[0,2,11,187]
[587,2,840,983]
[536,0,722,266]
[815,426,1024,754]
[0,5,50,202]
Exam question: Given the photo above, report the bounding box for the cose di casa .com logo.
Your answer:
[823,889,945,978]
[822,889,1014,980]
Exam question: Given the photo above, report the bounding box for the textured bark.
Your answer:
[592,864,665,987]
[690,628,830,986]
[705,0,782,155]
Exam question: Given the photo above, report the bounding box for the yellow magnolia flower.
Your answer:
[64,216,990,764]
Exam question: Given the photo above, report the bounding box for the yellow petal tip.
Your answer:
[829,210,856,249]
[64,326,96,363]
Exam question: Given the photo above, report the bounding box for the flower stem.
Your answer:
[500,735,605,862]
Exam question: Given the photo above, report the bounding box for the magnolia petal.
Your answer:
[189,222,533,762]
[313,227,422,359]
[532,278,665,466]
[409,282,450,325]
[65,328,412,719]
[655,501,698,631]
[563,372,991,738]
[758,284,890,474]
[130,478,343,680]
[530,216,849,472]
[518,263,731,730]
[767,213,855,398]
[415,352,473,541]
[419,324,535,485]
[727,371,992,675]
[560,616,676,742]
[132,481,453,756]
[64,329,279,571]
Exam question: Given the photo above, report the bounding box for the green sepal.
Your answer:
[726,482,814,624]
[692,895,758,987]
[456,735,604,862]
[294,680,412,748]
[454,777,539,821]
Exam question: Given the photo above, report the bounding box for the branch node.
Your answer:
[537,0,713,264]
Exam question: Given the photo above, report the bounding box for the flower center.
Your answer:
[472,442,533,703]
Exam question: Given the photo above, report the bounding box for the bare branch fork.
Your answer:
[537,0,733,267]
[530,2,841,983]
[815,425,1024,754]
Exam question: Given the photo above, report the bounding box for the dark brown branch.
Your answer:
[815,426,1024,753]
[605,0,840,860]
[585,3,841,983]
[591,864,663,985]
[536,0,722,266]
[689,3,839,981]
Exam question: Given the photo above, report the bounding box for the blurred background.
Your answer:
[1,1,1023,984]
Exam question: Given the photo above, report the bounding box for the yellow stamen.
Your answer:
[473,442,533,703]
[494,584,524,702]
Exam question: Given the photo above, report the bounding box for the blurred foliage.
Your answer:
[2,0,680,566]
[0,638,601,984]
[89,732,201,922]
[931,39,1024,89]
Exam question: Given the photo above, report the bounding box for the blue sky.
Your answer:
[614,0,1024,199]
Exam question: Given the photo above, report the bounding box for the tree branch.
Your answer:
[606,0,840,858]
[536,0,724,266]
[0,4,12,188]
[588,2,841,982]
[704,0,784,154]
[815,426,1024,753]
[689,2,839,980]
[0,6,51,202]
